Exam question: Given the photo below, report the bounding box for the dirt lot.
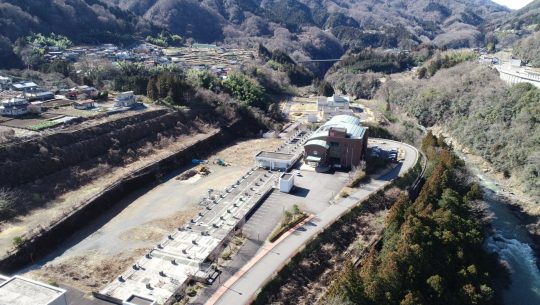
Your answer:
[26,207,198,292]
[289,103,317,112]
[214,137,282,167]
[20,137,283,293]
[49,107,101,118]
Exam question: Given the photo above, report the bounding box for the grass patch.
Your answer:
[12,236,24,248]
[268,205,307,242]
[28,120,62,131]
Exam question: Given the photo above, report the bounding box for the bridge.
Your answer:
[496,65,540,88]
[295,58,342,63]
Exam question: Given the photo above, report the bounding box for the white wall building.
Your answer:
[0,275,67,305]
[115,91,136,107]
[279,173,295,193]
[316,95,353,121]
[0,98,29,116]
[255,151,297,171]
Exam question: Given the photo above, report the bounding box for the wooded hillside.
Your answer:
[380,63,540,199]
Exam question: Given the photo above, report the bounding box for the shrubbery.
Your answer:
[513,31,540,67]
[418,50,477,78]
[330,49,414,74]
[145,32,183,47]
[223,72,267,109]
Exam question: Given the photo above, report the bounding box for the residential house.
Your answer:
[115,91,136,107]
[65,86,98,100]
[26,91,55,102]
[12,82,39,92]
[73,100,96,110]
[0,98,29,116]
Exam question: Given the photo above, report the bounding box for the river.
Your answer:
[459,153,540,305]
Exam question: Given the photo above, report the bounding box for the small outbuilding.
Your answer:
[279,173,295,193]
[255,151,297,171]
[73,100,96,110]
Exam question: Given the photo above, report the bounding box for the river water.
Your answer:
[461,155,540,305]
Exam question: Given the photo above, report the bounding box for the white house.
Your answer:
[12,82,39,92]
[115,91,136,107]
[255,151,297,171]
[0,98,29,116]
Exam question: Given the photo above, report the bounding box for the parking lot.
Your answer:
[189,167,348,305]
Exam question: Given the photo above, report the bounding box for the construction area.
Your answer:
[94,129,309,304]
[17,127,307,304]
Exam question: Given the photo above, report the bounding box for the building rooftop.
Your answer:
[255,151,297,161]
[12,82,38,89]
[0,276,66,305]
[1,98,28,106]
[304,139,329,149]
[280,173,294,180]
[327,95,350,104]
[326,114,361,126]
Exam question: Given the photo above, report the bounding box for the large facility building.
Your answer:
[317,95,354,120]
[304,115,368,168]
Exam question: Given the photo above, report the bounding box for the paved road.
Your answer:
[208,139,419,305]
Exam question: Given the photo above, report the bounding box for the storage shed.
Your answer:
[279,173,295,193]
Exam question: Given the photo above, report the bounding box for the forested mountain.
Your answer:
[380,63,540,198]
[0,0,150,67]
[105,0,510,51]
[495,0,540,31]
[0,0,511,69]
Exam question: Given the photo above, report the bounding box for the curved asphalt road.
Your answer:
[206,139,419,305]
